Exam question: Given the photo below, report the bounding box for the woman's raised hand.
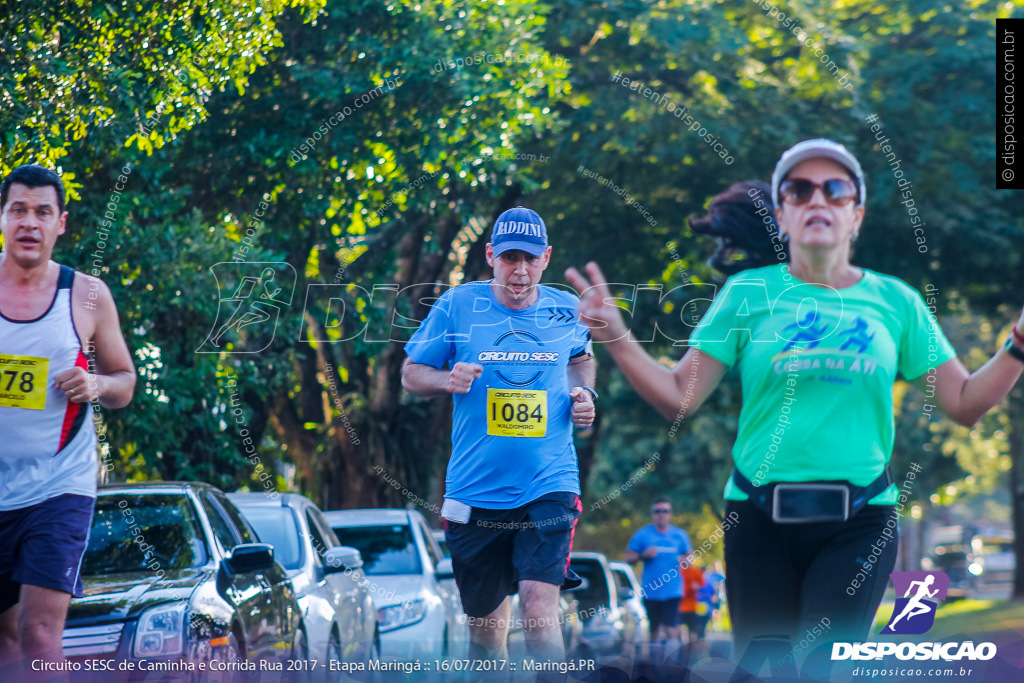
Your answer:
[565,261,630,343]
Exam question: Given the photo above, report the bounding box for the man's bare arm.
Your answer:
[402,357,482,396]
[88,278,135,408]
[567,353,596,390]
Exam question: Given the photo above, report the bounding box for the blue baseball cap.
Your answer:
[490,206,548,257]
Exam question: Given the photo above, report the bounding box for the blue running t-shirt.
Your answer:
[627,524,692,599]
[405,281,591,508]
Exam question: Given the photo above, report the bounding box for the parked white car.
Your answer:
[325,508,467,660]
[609,561,651,656]
[228,493,379,677]
[569,551,640,657]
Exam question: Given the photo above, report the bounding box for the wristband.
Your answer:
[1004,336,1024,364]
[581,387,599,402]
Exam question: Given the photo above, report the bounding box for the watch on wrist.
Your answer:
[1004,336,1024,364]
[581,387,599,402]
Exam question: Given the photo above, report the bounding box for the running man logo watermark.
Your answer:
[833,571,996,666]
[196,262,296,354]
[881,571,948,635]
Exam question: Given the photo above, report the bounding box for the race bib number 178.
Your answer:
[0,354,48,410]
[487,388,547,437]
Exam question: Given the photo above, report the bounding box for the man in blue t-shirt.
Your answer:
[626,497,692,649]
[402,206,596,662]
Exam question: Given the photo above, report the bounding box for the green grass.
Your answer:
[930,599,1024,639]
[871,597,1024,639]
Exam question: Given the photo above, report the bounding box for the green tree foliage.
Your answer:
[0,0,324,185]
[41,0,569,507]
[4,1,1023,552]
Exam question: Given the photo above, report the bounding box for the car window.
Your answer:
[419,520,442,567]
[612,569,630,591]
[236,506,303,571]
[570,559,610,614]
[305,511,332,566]
[200,493,240,553]
[211,492,256,544]
[332,524,422,575]
[82,494,208,575]
[308,508,341,547]
[434,533,451,559]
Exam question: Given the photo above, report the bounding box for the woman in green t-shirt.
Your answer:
[566,139,1024,670]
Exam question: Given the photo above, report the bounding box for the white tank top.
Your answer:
[0,264,97,509]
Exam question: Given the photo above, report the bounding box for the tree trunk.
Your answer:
[1008,384,1024,600]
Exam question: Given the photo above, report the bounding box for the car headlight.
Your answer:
[134,602,186,657]
[377,599,427,632]
[583,610,617,638]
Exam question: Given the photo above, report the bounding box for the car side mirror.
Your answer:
[435,558,455,580]
[224,543,275,574]
[324,546,363,573]
[569,577,589,592]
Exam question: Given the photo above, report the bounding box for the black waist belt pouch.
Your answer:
[731,467,893,524]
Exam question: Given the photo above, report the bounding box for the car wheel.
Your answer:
[323,630,342,683]
[363,633,382,683]
[291,627,310,683]
[570,641,594,662]
[218,633,243,683]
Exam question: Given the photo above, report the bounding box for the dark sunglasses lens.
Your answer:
[823,179,856,204]
[781,179,816,204]
[782,179,857,205]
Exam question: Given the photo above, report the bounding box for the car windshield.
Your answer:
[332,524,421,575]
[571,559,610,615]
[82,494,208,575]
[235,506,303,571]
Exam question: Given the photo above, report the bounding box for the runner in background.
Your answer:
[679,559,708,661]
[702,560,725,633]
[402,206,596,662]
[0,165,136,679]
[625,496,691,661]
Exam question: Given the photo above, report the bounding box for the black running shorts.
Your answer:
[445,491,582,618]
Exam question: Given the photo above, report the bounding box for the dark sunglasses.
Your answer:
[652,508,671,514]
[780,178,858,207]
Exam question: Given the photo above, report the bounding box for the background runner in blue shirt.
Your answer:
[626,497,692,650]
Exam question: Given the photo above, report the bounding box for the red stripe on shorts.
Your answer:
[564,494,583,573]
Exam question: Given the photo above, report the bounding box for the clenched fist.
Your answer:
[446,362,483,394]
[54,366,97,404]
[569,387,596,429]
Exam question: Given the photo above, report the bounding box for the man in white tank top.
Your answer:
[0,165,135,675]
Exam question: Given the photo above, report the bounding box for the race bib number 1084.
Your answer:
[0,354,48,410]
[487,388,547,437]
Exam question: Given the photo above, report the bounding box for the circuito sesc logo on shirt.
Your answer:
[478,330,558,387]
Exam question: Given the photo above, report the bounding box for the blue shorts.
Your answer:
[446,492,582,618]
[0,493,95,612]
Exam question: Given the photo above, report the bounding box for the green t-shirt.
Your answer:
[689,264,955,504]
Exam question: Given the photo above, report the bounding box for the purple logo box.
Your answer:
[882,571,949,635]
